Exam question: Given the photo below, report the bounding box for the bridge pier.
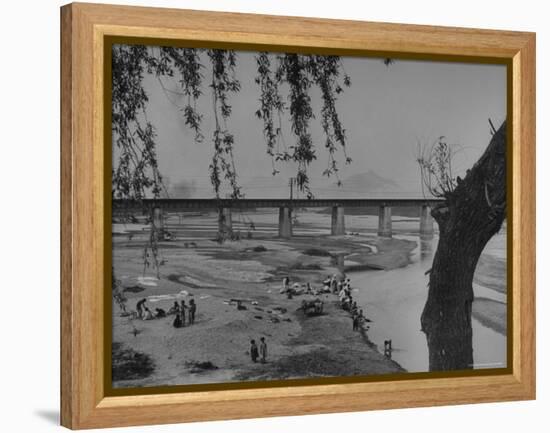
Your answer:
[378,205,392,237]
[278,207,293,238]
[331,206,345,235]
[419,204,434,238]
[152,206,164,241]
[153,206,164,227]
[218,207,233,234]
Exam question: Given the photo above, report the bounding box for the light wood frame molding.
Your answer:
[60,2,535,429]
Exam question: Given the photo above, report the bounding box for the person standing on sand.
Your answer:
[250,340,259,363]
[259,337,267,363]
[189,299,197,325]
[180,300,188,326]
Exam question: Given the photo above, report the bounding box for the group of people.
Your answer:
[250,337,268,363]
[281,274,370,333]
[325,274,352,295]
[134,298,198,327]
[170,299,197,328]
[336,279,369,332]
[337,277,354,307]
[135,298,161,320]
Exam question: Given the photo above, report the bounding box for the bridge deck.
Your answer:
[113,198,443,212]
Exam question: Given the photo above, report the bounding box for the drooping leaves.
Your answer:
[254,52,352,197]
[112,44,164,202]
[113,45,354,200]
[207,49,242,200]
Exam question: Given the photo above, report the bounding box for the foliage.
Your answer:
[416,136,458,198]
[112,45,205,201]
[112,45,354,201]
[111,44,357,274]
[112,45,164,202]
[255,53,352,196]
[416,119,500,200]
[207,49,242,199]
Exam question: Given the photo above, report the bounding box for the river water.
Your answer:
[349,229,507,372]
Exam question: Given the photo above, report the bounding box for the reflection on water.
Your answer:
[350,233,507,373]
[419,236,434,259]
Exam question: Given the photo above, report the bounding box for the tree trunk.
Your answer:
[421,121,507,371]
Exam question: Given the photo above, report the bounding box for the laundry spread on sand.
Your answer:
[137,276,159,287]
[148,290,191,303]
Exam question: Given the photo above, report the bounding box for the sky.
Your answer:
[132,47,506,199]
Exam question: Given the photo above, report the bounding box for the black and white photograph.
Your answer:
[110,43,508,388]
[3,0,548,431]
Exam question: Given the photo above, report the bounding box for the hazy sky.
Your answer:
[134,48,506,199]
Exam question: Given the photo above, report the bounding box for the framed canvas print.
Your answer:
[60,2,536,429]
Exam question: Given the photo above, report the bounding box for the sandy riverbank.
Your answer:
[473,248,507,336]
[112,208,507,386]
[112,231,411,388]
[472,297,507,335]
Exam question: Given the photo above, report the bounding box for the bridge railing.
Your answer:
[112,197,443,211]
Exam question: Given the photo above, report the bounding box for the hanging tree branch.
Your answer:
[207,49,242,200]
[254,52,352,197]
[111,45,356,271]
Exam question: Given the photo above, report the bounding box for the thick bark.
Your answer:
[421,121,507,371]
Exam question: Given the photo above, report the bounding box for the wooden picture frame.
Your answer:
[60,2,535,429]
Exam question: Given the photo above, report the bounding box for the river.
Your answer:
[349,229,507,372]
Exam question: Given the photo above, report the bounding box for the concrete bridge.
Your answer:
[113,198,443,238]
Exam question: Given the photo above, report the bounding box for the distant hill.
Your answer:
[312,169,404,199]
[340,169,401,190]
[181,169,423,201]
[315,169,424,217]
[240,175,290,199]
